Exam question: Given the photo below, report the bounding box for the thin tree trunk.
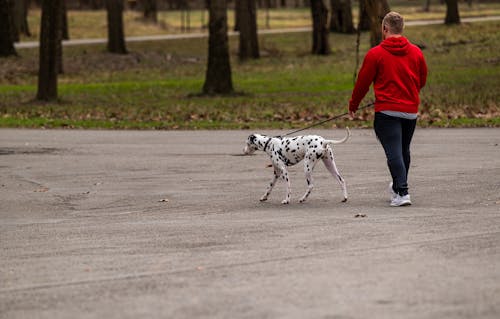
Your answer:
[234,0,240,31]
[423,0,431,12]
[238,0,260,60]
[203,0,233,94]
[365,0,390,47]
[7,0,20,42]
[142,0,158,23]
[106,0,127,54]
[445,0,461,24]
[358,0,371,31]
[310,0,330,55]
[0,0,17,56]
[330,0,355,33]
[37,0,62,101]
[58,0,66,73]
[61,0,69,40]
[21,0,31,36]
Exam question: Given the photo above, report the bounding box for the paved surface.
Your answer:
[0,128,499,319]
[14,16,500,49]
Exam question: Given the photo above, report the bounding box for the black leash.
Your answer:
[278,102,375,138]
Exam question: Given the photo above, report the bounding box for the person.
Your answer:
[348,11,428,207]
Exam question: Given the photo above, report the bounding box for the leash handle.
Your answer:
[279,102,374,138]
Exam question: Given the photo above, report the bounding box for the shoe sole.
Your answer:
[391,201,412,207]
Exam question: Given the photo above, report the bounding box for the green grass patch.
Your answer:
[1,19,499,129]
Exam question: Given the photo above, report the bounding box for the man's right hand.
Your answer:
[349,110,356,119]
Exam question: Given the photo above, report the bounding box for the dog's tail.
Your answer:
[324,127,351,146]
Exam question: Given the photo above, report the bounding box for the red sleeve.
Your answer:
[349,49,377,112]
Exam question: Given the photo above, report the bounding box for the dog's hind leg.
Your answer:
[322,147,348,202]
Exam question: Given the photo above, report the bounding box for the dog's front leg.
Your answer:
[299,157,315,203]
[260,168,279,202]
[281,165,291,204]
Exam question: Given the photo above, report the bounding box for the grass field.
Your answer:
[0,5,499,129]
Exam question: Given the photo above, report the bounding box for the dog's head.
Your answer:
[243,134,260,155]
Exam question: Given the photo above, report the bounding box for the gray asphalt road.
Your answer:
[1,128,499,319]
[14,16,500,49]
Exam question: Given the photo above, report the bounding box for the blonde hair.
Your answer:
[382,11,404,34]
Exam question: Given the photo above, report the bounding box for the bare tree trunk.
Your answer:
[106,0,127,54]
[365,0,390,47]
[7,0,19,43]
[234,0,240,31]
[203,0,233,95]
[22,0,31,36]
[358,0,370,31]
[61,0,69,40]
[445,0,461,24]
[330,0,355,33]
[57,7,64,75]
[310,0,330,55]
[141,0,158,23]
[423,0,431,12]
[13,0,32,39]
[0,0,17,56]
[238,0,260,60]
[37,0,62,101]
[265,0,270,28]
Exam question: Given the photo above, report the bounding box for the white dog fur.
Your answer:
[244,128,350,204]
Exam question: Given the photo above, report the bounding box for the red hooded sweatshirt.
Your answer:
[349,36,428,114]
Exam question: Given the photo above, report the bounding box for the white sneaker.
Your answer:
[388,182,397,201]
[390,194,412,207]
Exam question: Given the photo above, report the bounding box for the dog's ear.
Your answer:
[248,134,257,144]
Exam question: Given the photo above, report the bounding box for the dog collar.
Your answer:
[263,137,272,152]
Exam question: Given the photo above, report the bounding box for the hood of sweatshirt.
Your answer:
[380,36,409,56]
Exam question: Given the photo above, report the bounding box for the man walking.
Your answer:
[349,12,428,206]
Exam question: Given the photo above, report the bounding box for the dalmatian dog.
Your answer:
[243,128,350,204]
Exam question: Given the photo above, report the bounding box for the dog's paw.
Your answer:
[260,196,268,202]
[299,197,307,203]
[281,199,290,205]
[342,197,348,203]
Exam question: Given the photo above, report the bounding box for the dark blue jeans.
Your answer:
[374,112,417,196]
